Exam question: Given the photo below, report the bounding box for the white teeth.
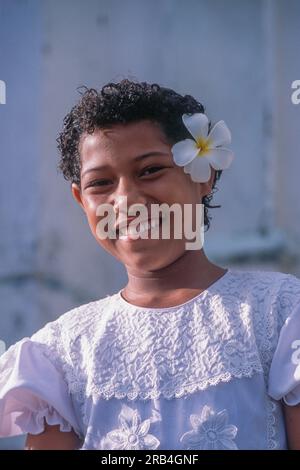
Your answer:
[118,219,161,238]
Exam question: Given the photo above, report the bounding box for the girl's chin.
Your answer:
[118,243,184,271]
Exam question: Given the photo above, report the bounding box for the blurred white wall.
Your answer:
[1,0,300,343]
[0,0,300,448]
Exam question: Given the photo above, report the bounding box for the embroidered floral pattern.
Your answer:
[99,404,160,450]
[180,406,238,450]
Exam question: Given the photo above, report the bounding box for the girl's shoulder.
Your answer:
[222,269,300,333]
[31,291,118,346]
[225,268,300,308]
[225,267,300,290]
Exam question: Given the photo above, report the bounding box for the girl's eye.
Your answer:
[141,166,164,177]
[88,179,112,188]
[86,166,166,189]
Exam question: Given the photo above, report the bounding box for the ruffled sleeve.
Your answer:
[0,337,81,438]
[268,274,300,405]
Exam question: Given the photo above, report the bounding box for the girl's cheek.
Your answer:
[84,197,106,224]
[84,194,102,210]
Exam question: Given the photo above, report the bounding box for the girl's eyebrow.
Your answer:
[81,151,169,178]
[134,151,169,161]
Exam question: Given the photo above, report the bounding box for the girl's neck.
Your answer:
[122,249,227,308]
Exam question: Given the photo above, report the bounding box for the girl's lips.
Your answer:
[114,215,140,233]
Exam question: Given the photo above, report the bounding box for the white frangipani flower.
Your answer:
[171,113,234,183]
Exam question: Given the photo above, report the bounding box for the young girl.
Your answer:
[0,79,300,450]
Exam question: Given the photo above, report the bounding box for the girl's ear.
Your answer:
[71,183,85,212]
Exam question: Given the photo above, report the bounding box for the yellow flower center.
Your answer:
[196,137,211,157]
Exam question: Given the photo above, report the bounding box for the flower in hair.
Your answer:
[171,113,234,183]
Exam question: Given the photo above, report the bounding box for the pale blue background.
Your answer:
[0,0,300,448]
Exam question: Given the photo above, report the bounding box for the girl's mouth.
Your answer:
[117,216,163,242]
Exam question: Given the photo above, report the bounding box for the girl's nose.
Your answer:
[113,179,148,214]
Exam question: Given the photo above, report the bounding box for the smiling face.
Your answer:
[71,119,215,272]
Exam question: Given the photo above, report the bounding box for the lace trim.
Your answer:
[88,365,263,401]
[267,399,277,449]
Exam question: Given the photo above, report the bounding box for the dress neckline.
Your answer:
[116,268,232,312]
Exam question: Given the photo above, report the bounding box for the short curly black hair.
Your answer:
[57,78,222,231]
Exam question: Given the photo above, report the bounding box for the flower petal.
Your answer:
[220,424,238,440]
[208,120,231,147]
[201,405,214,422]
[171,139,199,166]
[180,430,205,449]
[190,414,202,431]
[199,421,211,433]
[219,438,238,450]
[138,418,151,437]
[185,157,211,183]
[143,433,161,450]
[213,410,228,431]
[119,404,136,431]
[106,430,126,447]
[182,113,209,140]
[206,148,234,170]
[183,162,193,173]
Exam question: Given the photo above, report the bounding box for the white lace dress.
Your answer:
[1,269,300,450]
